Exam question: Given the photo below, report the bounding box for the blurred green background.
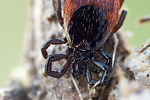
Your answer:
[0,0,27,87]
[0,0,150,87]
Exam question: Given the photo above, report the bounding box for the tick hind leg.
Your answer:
[41,38,67,59]
[99,48,112,67]
[45,54,72,78]
[112,10,127,34]
[53,0,63,26]
[86,63,110,86]
[71,60,87,79]
[86,49,112,86]
[89,60,111,86]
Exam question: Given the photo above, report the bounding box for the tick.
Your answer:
[41,0,127,86]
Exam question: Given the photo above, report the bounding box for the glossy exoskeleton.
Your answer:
[41,0,127,86]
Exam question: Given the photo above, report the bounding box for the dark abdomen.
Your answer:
[68,5,107,51]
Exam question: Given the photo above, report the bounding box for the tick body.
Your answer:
[42,0,127,86]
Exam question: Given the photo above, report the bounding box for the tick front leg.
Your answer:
[90,66,102,73]
[86,65,99,86]
[86,65,109,86]
[45,54,71,78]
[112,10,127,33]
[99,48,112,67]
[91,60,111,86]
[41,38,67,59]
[71,60,86,79]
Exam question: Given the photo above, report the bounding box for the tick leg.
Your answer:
[86,64,99,86]
[45,54,71,78]
[86,64,110,86]
[99,48,112,67]
[53,0,63,26]
[76,61,86,79]
[93,48,112,68]
[71,60,78,78]
[71,60,86,79]
[91,59,111,86]
[41,38,67,59]
[112,10,127,33]
[90,66,102,73]
[88,49,112,86]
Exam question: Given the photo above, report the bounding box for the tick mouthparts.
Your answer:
[76,39,91,51]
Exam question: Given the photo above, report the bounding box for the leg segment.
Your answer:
[92,60,111,85]
[71,60,86,79]
[99,48,112,67]
[112,10,127,33]
[88,50,112,86]
[45,54,71,78]
[86,64,99,86]
[90,66,102,73]
[76,61,86,79]
[52,0,63,26]
[86,64,110,86]
[41,38,67,59]
[71,60,77,78]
